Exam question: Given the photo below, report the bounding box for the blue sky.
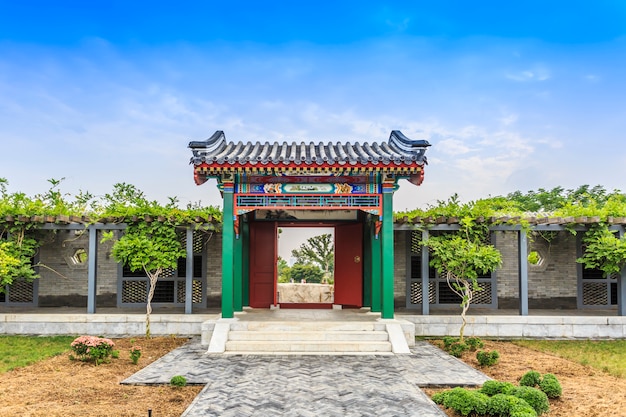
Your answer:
[1,1,625,210]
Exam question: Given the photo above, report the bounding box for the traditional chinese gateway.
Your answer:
[188,130,430,319]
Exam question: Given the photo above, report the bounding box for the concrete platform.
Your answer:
[1,307,624,339]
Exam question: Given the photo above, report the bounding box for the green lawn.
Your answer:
[0,335,75,373]
[513,339,626,378]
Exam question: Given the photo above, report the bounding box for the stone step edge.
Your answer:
[225,341,392,352]
[227,330,389,341]
[221,351,395,356]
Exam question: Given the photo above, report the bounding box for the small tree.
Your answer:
[289,263,324,284]
[425,234,501,343]
[291,233,334,281]
[103,222,185,338]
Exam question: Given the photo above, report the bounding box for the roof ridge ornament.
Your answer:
[389,130,431,152]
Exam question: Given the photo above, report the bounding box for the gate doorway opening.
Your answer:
[278,226,335,307]
[249,219,364,310]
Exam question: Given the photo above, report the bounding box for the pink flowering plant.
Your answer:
[70,335,116,365]
[129,345,142,364]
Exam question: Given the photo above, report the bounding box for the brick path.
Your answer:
[123,340,490,417]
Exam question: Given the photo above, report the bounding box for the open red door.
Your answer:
[334,223,363,307]
[249,221,277,308]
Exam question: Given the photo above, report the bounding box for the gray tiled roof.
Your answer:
[189,130,430,167]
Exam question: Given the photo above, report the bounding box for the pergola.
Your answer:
[189,130,430,318]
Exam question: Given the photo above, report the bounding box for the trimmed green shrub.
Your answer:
[519,370,542,387]
[539,373,562,399]
[440,387,489,416]
[442,336,457,349]
[170,375,187,387]
[447,342,469,358]
[487,394,537,417]
[465,336,484,351]
[480,380,515,396]
[476,350,500,367]
[510,386,550,415]
[431,390,449,405]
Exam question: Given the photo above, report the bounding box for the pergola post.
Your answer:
[617,227,626,317]
[421,228,430,316]
[184,227,194,314]
[518,230,529,316]
[87,225,98,314]
[381,191,394,319]
[221,185,235,319]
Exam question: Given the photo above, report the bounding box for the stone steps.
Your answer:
[219,320,393,354]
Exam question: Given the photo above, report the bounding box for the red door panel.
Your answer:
[249,221,277,308]
[334,223,363,307]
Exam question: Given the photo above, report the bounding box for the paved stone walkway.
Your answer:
[122,340,490,417]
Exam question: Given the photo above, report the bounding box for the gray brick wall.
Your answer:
[37,229,118,306]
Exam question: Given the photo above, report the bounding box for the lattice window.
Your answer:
[177,280,203,304]
[122,281,147,303]
[4,280,35,303]
[582,282,609,305]
[409,281,436,305]
[152,281,175,303]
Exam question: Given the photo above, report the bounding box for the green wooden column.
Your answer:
[242,219,250,307]
[221,187,235,318]
[370,220,382,313]
[233,216,243,312]
[381,191,395,319]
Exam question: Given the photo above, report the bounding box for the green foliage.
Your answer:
[539,374,562,399]
[509,386,549,415]
[277,257,291,283]
[476,350,500,367]
[0,178,221,293]
[465,336,484,351]
[291,233,334,276]
[438,387,489,416]
[447,342,468,358]
[130,345,142,365]
[519,370,542,387]
[0,335,74,373]
[288,263,325,283]
[577,225,626,277]
[518,370,562,399]
[486,394,537,417]
[170,375,187,387]
[480,380,515,396]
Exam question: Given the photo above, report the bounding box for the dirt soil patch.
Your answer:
[1,338,625,416]
[0,337,202,417]
[426,340,626,417]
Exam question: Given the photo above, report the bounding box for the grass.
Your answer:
[513,339,626,378]
[0,335,75,373]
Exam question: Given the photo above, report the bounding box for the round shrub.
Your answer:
[465,337,484,351]
[480,380,515,396]
[510,386,550,415]
[431,390,449,405]
[539,373,562,399]
[447,342,469,358]
[441,387,489,416]
[170,375,187,387]
[519,370,542,387]
[476,350,500,367]
[487,394,537,417]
